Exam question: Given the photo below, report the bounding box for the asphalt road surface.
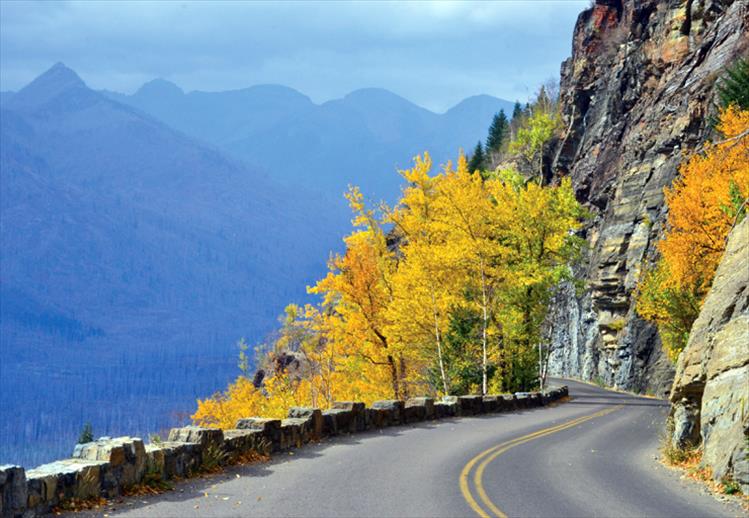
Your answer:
[80,379,743,518]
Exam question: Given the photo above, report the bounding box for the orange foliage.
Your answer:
[638,106,749,359]
[660,106,749,292]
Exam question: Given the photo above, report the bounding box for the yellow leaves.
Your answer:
[659,106,748,292]
[637,106,749,360]
[716,104,749,139]
[399,152,433,187]
[508,107,560,172]
[195,149,586,425]
[193,377,266,428]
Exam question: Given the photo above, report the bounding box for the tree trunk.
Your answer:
[387,354,399,399]
[538,340,544,390]
[399,355,409,399]
[480,265,489,396]
[430,289,449,396]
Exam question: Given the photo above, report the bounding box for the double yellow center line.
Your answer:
[459,405,623,518]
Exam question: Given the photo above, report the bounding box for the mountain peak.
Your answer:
[134,78,184,99]
[31,62,85,90]
[343,88,409,104]
[8,62,88,109]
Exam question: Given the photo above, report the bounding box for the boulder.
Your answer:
[499,394,517,411]
[515,392,531,409]
[26,459,106,512]
[670,218,749,491]
[72,436,146,493]
[528,392,543,407]
[405,397,435,422]
[435,399,458,418]
[370,400,405,426]
[144,442,202,480]
[321,409,352,436]
[288,407,323,439]
[458,395,483,415]
[223,429,268,458]
[482,396,499,413]
[280,419,309,449]
[0,465,27,518]
[235,418,282,452]
[167,426,223,450]
[333,402,367,432]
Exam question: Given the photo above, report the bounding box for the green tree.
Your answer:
[512,101,523,121]
[237,337,250,377]
[467,141,485,175]
[717,58,749,109]
[486,110,509,154]
[435,305,485,395]
[509,106,559,178]
[78,422,94,444]
[489,172,585,390]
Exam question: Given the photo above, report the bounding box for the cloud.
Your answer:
[0,0,587,111]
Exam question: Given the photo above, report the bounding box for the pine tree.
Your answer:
[78,422,94,444]
[486,110,509,154]
[467,141,485,174]
[717,58,749,110]
[512,101,523,121]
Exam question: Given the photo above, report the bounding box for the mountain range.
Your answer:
[100,80,514,201]
[0,63,512,467]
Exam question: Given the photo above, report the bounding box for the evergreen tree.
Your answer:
[485,110,509,154]
[512,101,523,121]
[717,58,749,110]
[78,422,94,444]
[467,141,485,174]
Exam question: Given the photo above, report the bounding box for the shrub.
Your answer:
[717,58,749,110]
[77,422,94,444]
[201,443,228,473]
[720,476,742,495]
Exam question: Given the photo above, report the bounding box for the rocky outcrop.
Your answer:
[670,218,749,491]
[546,0,749,395]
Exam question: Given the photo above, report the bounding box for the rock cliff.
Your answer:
[670,217,748,491]
[546,0,748,396]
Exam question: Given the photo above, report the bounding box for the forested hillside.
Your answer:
[0,63,341,466]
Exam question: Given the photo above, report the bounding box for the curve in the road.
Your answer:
[460,404,622,518]
[80,379,741,518]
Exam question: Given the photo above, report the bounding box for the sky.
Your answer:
[0,0,587,112]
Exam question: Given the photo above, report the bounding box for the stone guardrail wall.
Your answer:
[1,386,568,517]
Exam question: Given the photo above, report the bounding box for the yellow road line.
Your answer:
[458,412,600,518]
[459,405,623,518]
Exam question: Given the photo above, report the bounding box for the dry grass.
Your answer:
[52,496,108,514]
[661,436,747,508]
[229,448,271,466]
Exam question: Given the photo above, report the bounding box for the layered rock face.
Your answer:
[670,218,748,490]
[546,0,748,395]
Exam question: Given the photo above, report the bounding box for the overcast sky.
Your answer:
[0,0,587,112]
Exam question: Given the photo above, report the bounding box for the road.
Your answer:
[83,380,741,518]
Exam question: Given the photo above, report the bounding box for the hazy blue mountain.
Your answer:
[0,63,344,467]
[2,63,511,467]
[0,91,14,105]
[104,81,514,202]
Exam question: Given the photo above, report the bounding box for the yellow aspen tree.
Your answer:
[436,153,509,395]
[487,171,584,389]
[309,187,406,399]
[385,153,468,396]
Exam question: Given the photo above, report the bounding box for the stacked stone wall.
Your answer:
[0,386,568,517]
